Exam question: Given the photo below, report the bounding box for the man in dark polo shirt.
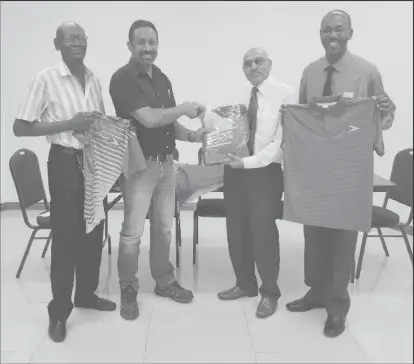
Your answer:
[109,19,208,320]
[285,10,396,338]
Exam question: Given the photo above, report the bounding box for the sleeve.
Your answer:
[109,70,150,114]
[373,101,385,157]
[164,74,177,107]
[298,69,308,104]
[367,67,396,130]
[15,77,47,122]
[96,78,106,115]
[242,91,296,169]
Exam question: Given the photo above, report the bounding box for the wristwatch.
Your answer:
[187,130,197,143]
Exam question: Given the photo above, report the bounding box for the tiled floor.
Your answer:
[1,208,413,363]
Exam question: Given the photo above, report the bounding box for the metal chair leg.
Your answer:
[356,233,368,279]
[400,228,413,264]
[16,229,37,278]
[41,231,52,258]
[104,202,111,255]
[176,214,182,247]
[350,258,355,283]
[193,213,198,265]
[377,228,390,256]
[107,235,112,255]
[175,216,181,268]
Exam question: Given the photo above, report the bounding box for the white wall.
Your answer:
[1,1,413,204]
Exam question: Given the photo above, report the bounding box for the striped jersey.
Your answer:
[16,62,105,149]
[74,113,146,233]
[281,96,384,232]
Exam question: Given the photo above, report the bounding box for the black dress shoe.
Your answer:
[48,318,66,343]
[217,286,258,301]
[286,297,325,312]
[324,315,346,338]
[256,296,278,319]
[74,296,116,311]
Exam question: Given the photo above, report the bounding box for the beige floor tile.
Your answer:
[143,293,255,363]
[1,210,412,363]
[30,293,154,364]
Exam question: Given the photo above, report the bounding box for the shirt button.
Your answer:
[166,146,169,149]
[167,132,170,135]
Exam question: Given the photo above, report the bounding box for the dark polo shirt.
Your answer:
[109,60,176,156]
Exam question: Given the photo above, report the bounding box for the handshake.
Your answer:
[181,101,207,120]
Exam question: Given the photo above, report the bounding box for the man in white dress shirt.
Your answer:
[217,48,295,318]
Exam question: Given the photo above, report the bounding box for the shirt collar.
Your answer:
[321,50,353,72]
[59,61,93,79]
[126,58,158,77]
[252,75,275,96]
[307,94,349,116]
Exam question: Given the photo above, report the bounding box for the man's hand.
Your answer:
[68,112,98,132]
[279,104,287,114]
[225,153,244,169]
[373,95,395,130]
[181,102,206,119]
[194,127,213,143]
[193,102,206,119]
[373,95,393,113]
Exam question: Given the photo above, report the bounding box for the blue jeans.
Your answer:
[118,156,176,291]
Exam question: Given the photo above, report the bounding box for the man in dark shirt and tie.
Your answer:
[285,10,396,337]
[109,20,208,320]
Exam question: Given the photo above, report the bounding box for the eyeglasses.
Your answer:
[321,27,346,35]
[243,57,269,69]
[62,36,88,45]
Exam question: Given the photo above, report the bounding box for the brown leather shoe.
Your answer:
[48,318,66,343]
[286,297,325,312]
[74,295,116,311]
[256,296,278,319]
[217,286,258,301]
[324,315,346,338]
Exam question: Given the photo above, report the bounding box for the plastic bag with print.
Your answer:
[201,104,250,165]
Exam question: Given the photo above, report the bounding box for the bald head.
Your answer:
[243,47,270,63]
[242,47,272,87]
[55,21,84,41]
[321,10,352,29]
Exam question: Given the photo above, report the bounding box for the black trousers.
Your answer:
[303,225,358,317]
[223,163,284,298]
[47,144,104,321]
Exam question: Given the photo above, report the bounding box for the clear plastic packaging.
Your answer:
[201,104,250,165]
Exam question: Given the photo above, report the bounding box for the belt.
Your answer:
[51,143,82,156]
[145,153,172,163]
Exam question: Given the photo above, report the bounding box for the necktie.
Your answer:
[247,86,259,156]
[322,65,335,96]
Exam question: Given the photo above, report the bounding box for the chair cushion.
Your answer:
[196,198,225,217]
[36,210,51,228]
[372,205,400,227]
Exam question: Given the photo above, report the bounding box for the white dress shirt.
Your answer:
[240,76,295,169]
[16,61,105,150]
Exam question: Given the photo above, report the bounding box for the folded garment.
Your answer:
[74,112,146,233]
[201,104,250,165]
[175,162,224,205]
